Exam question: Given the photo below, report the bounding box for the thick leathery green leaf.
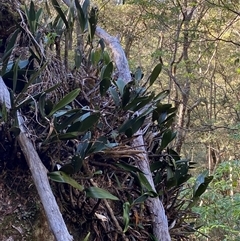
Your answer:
[152,103,172,122]
[67,113,100,132]
[36,8,43,23]
[109,87,120,106]
[27,1,36,33]
[76,131,91,158]
[90,48,101,66]
[75,49,82,69]
[56,110,84,131]
[114,161,143,173]
[167,167,174,181]
[71,155,84,173]
[1,29,20,75]
[48,171,84,191]
[150,161,165,172]
[166,167,176,188]
[123,202,130,233]
[134,66,143,82]
[51,132,79,141]
[88,7,98,42]
[177,173,191,186]
[157,112,167,125]
[100,78,111,96]
[132,193,149,205]
[138,172,157,194]
[125,128,133,138]
[115,78,126,96]
[123,94,154,111]
[161,113,176,128]
[75,0,89,32]
[102,51,110,65]
[154,90,170,102]
[48,88,80,116]
[59,163,75,175]
[12,58,20,93]
[85,187,119,200]
[82,0,90,18]
[38,92,46,118]
[100,61,113,81]
[118,117,136,133]
[139,105,156,118]
[67,0,75,24]
[131,116,146,135]
[51,0,69,29]
[193,170,213,198]
[175,160,191,186]
[87,136,108,154]
[29,1,36,21]
[132,95,154,112]
[160,130,177,150]
[53,107,75,118]
[122,84,131,107]
[149,63,162,86]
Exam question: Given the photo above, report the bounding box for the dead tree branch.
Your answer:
[17,112,73,241]
[95,26,171,241]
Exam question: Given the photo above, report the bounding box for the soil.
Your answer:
[0,162,55,241]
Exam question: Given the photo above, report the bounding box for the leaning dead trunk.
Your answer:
[95,26,171,241]
[17,112,73,241]
[0,75,73,241]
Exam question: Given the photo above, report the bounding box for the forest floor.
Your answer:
[0,160,56,241]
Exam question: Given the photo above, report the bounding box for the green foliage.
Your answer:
[75,0,89,32]
[0,1,216,239]
[193,171,214,199]
[192,161,240,240]
[48,171,84,191]
[123,202,131,232]
[1,29,20,76]
[148,63,162,87]
[82,232,90,241]
[74,48,82,69]
[160,129,176,150]
[88,6,98,42]
[48,171,119,200]
[25,1,43,34]
[47,89,81,117]
[100,61,113,95]
[85,186,119,200]
[51,0,69,29]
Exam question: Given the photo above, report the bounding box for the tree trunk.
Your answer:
[17,112,73,241]
[95,26,171,241]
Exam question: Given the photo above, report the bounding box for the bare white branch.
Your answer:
[0,76,11,110]
[17,112,73,241]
